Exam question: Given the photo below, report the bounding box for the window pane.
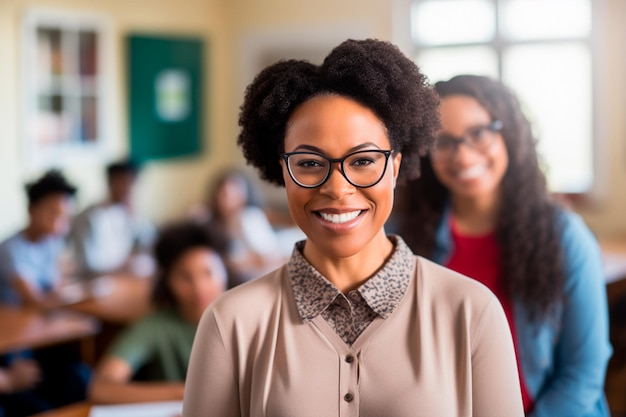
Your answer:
[416,46,498,83]
[500,0,592,40]
[411,0,495,45]
[502,43,592,192]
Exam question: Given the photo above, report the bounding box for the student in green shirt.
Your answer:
[88,221,228,404]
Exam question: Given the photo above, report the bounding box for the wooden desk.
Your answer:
[0,306,99,355]
[29,402,90,417]
[65,275,152,325]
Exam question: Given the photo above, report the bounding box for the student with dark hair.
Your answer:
[88,221,228,404]
[0,170,76,307]
[69,158,156,278]
[0,170,89,416]
[183,39,524,416]
[392,74,611,416]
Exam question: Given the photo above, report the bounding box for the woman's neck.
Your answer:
[303,230,394,294]
[451,192,501,236]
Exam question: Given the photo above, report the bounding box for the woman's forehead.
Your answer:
[284,95,390,153]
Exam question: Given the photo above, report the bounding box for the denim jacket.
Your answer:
[433,208,612,417]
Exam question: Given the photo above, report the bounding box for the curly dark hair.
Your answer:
[393,74,565,321]
[152,221,229,309]
[237,38,440,186]
[25,170,77,206]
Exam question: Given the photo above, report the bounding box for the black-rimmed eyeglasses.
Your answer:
[431,120,503,161]
[282,149,393,188]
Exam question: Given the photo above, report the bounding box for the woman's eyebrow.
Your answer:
[291,142,382,153]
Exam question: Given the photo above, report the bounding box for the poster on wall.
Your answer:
[127,34,204,162]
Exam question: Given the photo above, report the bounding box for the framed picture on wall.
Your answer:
[21,8,114,168]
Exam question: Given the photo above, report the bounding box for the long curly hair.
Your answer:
[237,38,440,186]
[393,75,565,321]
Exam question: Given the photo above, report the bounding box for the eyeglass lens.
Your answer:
[286,150,390,188]
[433,120,502,158]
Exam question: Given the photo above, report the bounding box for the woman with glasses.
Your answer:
[392,74,612,416]
[183,40,523,416]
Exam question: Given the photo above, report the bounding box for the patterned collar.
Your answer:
[288,235,416,322]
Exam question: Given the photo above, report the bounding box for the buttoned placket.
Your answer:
[340,349,359,416]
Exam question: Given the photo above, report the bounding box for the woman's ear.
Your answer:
[392,152,402,188]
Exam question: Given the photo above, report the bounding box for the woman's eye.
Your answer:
[469,127,488,142]
[297,159,324,168]
[351,158,374,167]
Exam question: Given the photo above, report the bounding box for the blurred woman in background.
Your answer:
[192,168,283,287]
[393,74,612,416]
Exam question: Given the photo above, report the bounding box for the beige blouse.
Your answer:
[183,239,523,417]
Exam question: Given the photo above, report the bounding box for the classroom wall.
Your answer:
[0,0,232,237]
[1,0,625,238]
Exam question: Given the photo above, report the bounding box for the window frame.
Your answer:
[395,0,608,204]
[20,7,115,169]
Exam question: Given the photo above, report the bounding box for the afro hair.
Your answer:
[237,38,440,186]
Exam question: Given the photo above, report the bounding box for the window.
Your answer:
[409,0,594,194]
[21,8,113,168]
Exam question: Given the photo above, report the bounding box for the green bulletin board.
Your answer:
[127,34,204,162]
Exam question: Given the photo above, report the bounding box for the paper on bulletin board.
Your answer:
[89,400,182,417]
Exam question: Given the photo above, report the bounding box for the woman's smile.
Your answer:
[317,209,363,224]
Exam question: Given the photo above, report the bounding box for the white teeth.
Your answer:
[319,210,362,224]
[457,165,486,180]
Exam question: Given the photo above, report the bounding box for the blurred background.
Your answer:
[0,0,624,239]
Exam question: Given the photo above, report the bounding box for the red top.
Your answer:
[445,218,534,413]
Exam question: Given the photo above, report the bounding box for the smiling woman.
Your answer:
[182,39,524,417]
[392,74,612,416]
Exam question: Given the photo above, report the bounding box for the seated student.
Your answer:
[69,159,156,279]
[88,221,228,404]
[190,168,283,288]
[0,171,90,416]
[0,170,76,307]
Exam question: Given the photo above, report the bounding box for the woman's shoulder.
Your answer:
[556,208,597,243]
[555,208,601,261]
[554,209,605,289]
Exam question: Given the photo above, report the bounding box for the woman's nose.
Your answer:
[319,164,355,199]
